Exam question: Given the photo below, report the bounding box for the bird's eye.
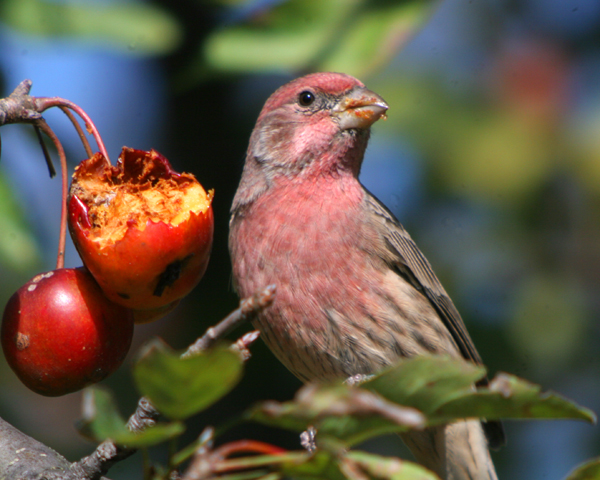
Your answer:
[298,90,315,106]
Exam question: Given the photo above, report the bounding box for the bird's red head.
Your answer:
[257,72,366,120]
[231,72,388,212]
[248,72,388,179]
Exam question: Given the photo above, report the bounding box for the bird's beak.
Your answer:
[334,87,389,130]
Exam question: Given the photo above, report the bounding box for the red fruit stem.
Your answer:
[214,451,303,474]
[34,118,68,269]
[32,95,109,268]
[32,122,57,178]
[35,97,110,165]
[58,105,93,158]
[215,441,287,461]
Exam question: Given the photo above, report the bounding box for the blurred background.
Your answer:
[0,0,599,478]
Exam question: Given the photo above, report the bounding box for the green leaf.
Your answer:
[251,356,595,446]
[249,383,425,447]
[204,0,357,72]
[437,372,597,425]
[279,450,345,480]
[275,449,439,480]
[76,387,184,448]
[133,338,243,420]
[320,0,435,77]
[364,357,596,425]
[509,274,588,369]
[364,356,487,416]
[0,0,181,55]
[564,458,600,480]
[190,0,434,81]
[347,451,440,480]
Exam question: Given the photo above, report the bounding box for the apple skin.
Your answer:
[69,194,214,310]
[1,267,134,396]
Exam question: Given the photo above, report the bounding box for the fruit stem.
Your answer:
[58,105,94,158]
[35,97,110,165]
[215,440,287,460]
[34,118,67,269]
[32,123,57,178]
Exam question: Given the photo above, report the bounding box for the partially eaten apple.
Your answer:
[68,148,214,315]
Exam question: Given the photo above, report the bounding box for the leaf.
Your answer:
[509,274,588,368]
[279,450,346,480]
[364,356,487,417]
[191,0,434,81]
[273,449,439,480]
[133,338,243,420]
[249,383,425,446]
[251,356,596,447]
[319,0,436,77]
[564,458,600,480]
[346,451,440,480]
[77,387,184,448]
[364,357,597,425]
[0,0,181,55]
[203,0,356,73]
[437,373,597,425]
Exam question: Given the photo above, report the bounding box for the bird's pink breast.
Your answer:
[231,173,384,379]
[234,173,366,299]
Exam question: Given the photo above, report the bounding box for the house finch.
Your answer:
[229,72,504,480]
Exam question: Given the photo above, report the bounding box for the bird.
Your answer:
[229,72,504,480]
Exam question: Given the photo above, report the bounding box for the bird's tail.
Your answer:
[400,419,498,480]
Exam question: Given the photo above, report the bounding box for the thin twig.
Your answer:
[183,284,276,358]
[127,396,160,433]
[231,330,261,361]
[32,123,57,178]
[33,118,68,269]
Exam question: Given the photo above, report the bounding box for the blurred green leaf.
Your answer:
[203,0,249,5]
[0,0,182,55]
[250,382,425,446]
[204,0,357,73]
[279,450,345,480]
[508,274,588,369]
[272,449,439,480]
[564,458,600,480]
[196,0,434,80]
[0,172,41,272]
[133,338,243,420]
[77,387,184,448]
[373,79,557,205]
[573,114,600,195]
[320,1,435,76]
[347,451,440,480]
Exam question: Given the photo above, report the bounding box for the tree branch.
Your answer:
[0,80,40,126]
[0,416,74,480]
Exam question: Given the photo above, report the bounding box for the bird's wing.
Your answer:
[364,190,482,364]
[364,189,506,448]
